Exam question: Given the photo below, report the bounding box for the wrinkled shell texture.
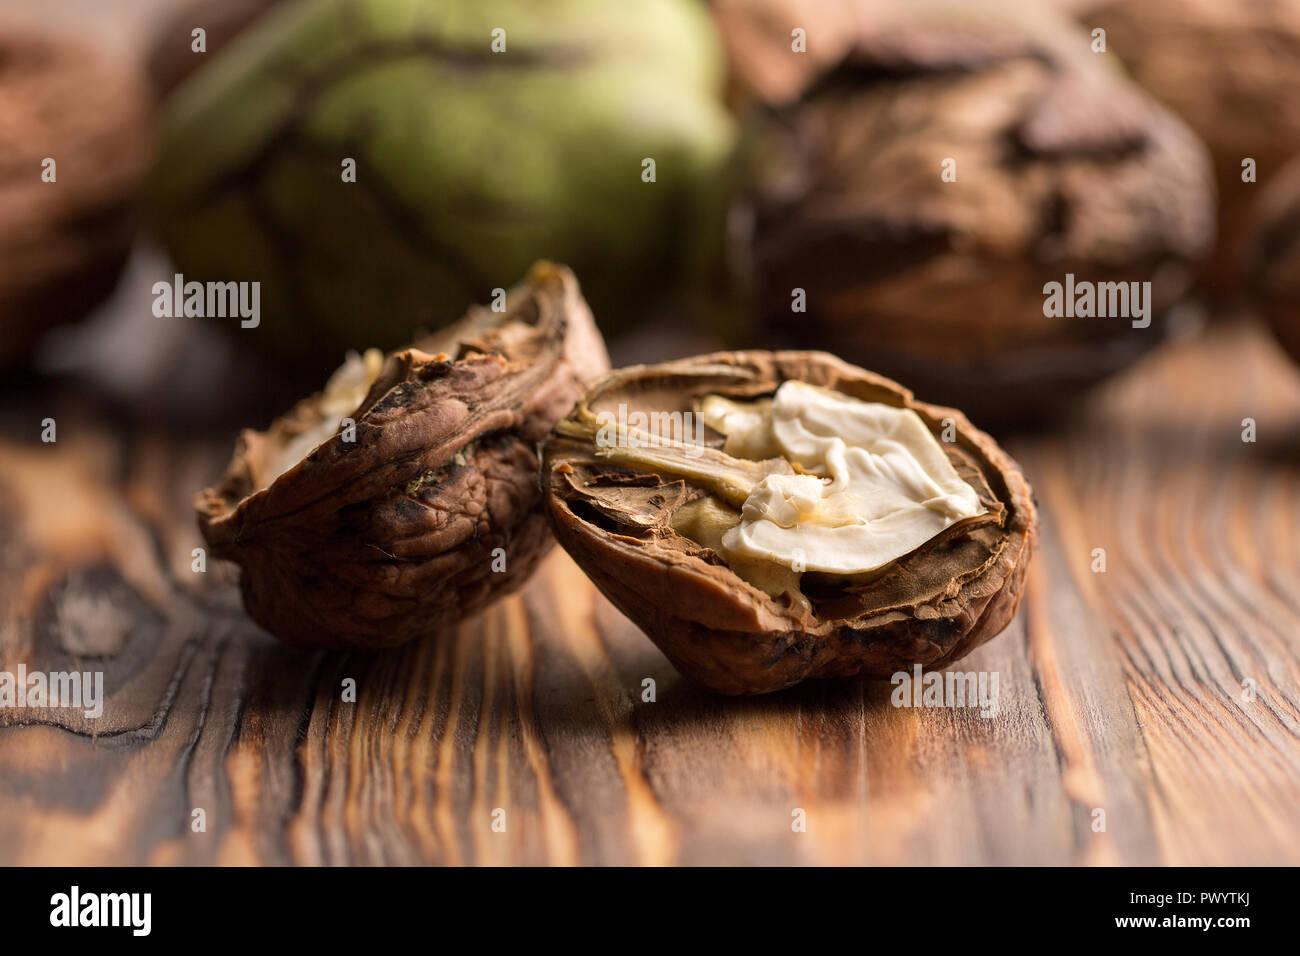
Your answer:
[0,30,152,364]
[542,352,1037,694]
[737,12,1214,423]
[1246,157,1300,366]
[197,264,609,649]
[1076,0,1300,286]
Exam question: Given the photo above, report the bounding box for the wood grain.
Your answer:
[1,317,1298,865]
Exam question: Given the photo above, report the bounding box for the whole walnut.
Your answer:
[196,263,608,649]
[1245,156,1300,367]
[1062,0,1300,294]
[0,30,152,365]
[720,1,1215,425]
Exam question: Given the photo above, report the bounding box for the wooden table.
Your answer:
[2,313,1298,866]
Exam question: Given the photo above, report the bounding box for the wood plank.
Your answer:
[3,317,1298,865]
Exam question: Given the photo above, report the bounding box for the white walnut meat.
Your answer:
[540,352,1037,695]
[723,1,1215,425]
[196,262,609,649]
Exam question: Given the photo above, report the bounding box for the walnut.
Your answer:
[1063,0,1300,291]
[146,0,735,356]
[721,1,1214,425]
[1245,155,1300,367]
[0,29,152,365]
[196,262,608,649]
[541,351,1036,695]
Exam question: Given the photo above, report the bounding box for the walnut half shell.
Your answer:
[541,352,1036,695]
[197,262,609,649]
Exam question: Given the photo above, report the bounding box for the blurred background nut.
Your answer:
[718,1,1215,426]
[1061,0,1300,295]
[147,0,736,369]
[1245,155,1300,367]
[196,262,608,650]
[710,0,866,109]
[0,28,152,366]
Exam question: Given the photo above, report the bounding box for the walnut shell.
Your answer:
[1064,0,1300,292]
[1245,155,1300,367]
[197,262,609,649]
[0,29,152,365]
[540,352,1037,695]
[725,3,1214,425]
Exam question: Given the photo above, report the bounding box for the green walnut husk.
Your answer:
[148,0,735,360]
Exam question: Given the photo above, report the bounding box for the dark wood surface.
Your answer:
[2,316,1298,865]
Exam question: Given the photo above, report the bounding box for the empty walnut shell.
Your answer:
[726,2,1214,426]
[0,29,152,365]
[541,352,1037,695]
[1245,155,1300,367]
[197,262,609,649]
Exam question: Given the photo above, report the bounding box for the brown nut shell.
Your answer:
[0,29,152,365]
[197,262,609,649]
[1065,0,1300,292]
[540,351,1037,695]
[1245,155,1300,367]
[723,2,1214,426]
